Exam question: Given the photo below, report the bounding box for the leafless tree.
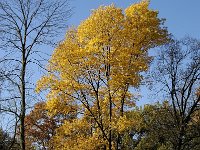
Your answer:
[152,37,200,150]
[0,0,71,149]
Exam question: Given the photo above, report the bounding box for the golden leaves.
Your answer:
[36,0,169,149]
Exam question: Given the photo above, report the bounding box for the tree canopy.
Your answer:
[36,1,168,149]
[0,0,199,150]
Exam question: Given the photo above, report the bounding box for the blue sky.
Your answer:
[1,0,199,128]
[66,0,200,104]
[68,0,200,39]
[2,0,198,130]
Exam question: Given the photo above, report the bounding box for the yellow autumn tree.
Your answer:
[36,1,168,149]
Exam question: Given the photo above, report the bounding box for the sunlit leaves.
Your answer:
[36,0,168,149]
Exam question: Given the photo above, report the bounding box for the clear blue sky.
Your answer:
[67,0,200,105]
[25,0,200,105]
[68,0,200,39]
[1,0,199,129]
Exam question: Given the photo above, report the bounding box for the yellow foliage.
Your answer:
[36,1,168,149]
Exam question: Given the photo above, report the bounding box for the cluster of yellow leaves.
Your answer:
[112,116,133,133]
[36,0,168,149]
[53,118,107,150]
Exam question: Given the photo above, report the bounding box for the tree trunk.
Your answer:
[20,51,26,150]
